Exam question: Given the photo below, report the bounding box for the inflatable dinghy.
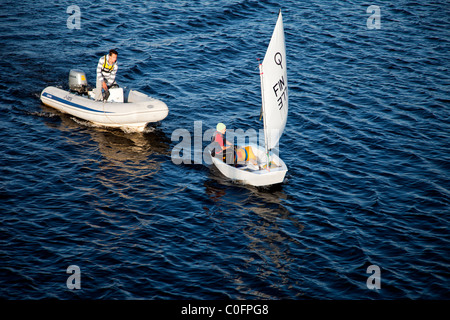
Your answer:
[40,69,168,132]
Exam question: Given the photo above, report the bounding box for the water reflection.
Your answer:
[41,104,172,205]
[41,104,170,159]
[242,202,305,298]
[204,179,305,298]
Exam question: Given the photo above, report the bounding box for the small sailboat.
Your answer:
[210,10,288,187]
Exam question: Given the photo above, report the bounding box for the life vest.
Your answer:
[212,131,224,147]
[101,55,115,74]
[235,146,257,163]
[210,131,226,160]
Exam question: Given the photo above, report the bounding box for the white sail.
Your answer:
[260,11,288,151]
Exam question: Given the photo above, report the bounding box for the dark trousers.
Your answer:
[215,146,235,165]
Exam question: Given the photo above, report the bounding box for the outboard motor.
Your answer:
[69,69,88,94]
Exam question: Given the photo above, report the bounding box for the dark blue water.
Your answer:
[1,0,449,300]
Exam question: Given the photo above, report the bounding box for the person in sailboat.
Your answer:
[212,122,234,164]
[94,49,119,101]
[211,123,259,167]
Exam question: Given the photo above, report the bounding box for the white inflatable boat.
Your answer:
[40,69,169,132]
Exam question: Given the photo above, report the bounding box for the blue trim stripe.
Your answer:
[42,92,114,114]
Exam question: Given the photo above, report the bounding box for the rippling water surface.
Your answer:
[1,0,449,299]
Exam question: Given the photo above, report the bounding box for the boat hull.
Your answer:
[210,144,287,187]
[40,86,168,132]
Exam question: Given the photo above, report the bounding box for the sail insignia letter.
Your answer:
[272,76,287,110]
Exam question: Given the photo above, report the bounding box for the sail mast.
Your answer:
[259,60,271,170]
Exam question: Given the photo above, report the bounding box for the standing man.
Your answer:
[95,49,118,101]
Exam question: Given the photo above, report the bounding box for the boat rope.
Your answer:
[258,58,264,121]
[102,100,118,127]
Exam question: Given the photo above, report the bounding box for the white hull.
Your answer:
[210,144,287,187]
[40,86,168,132]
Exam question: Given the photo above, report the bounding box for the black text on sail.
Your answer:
[273,75,287,110]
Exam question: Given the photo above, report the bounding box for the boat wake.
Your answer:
[70,116,103,129]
